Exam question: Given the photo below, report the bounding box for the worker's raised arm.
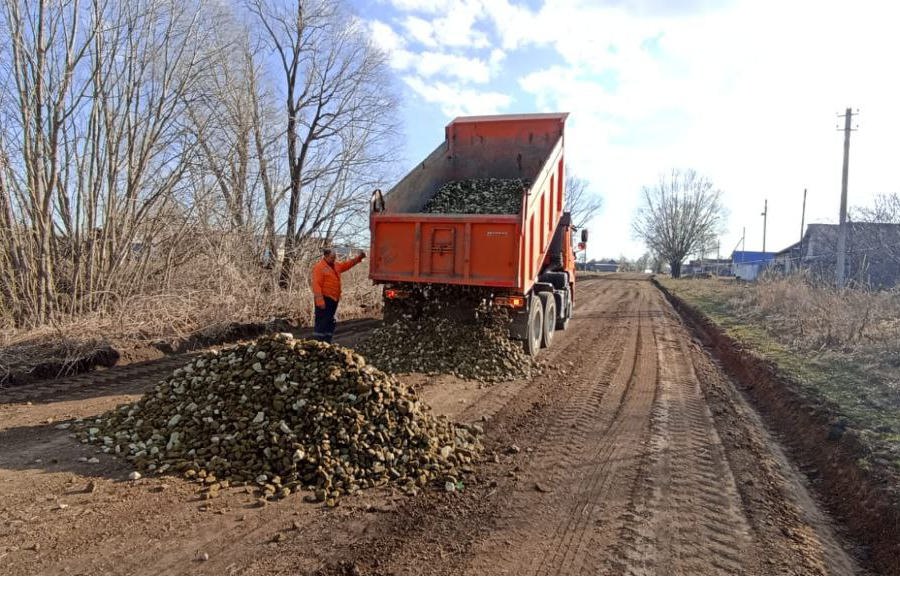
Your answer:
[336,251,366,273]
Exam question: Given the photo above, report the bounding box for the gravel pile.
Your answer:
[359,317,537,382]
[76,334,482,505]
[423,178,526,214]
[362,288,537,381]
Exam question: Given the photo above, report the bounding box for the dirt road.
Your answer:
[0,276,859,574]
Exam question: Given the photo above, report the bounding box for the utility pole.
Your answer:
[716,239,721,276]
[742,226,745,254]
[761,199,768,252]
[799,188,807,267]
[836,108,858,288]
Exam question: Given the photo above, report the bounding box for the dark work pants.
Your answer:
[314,297,338,343]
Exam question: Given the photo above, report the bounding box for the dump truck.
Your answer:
[368,113,582,356]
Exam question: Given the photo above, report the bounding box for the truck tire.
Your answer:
[524,295,543,357]
[539,291,555,348]
[556,294,572,330]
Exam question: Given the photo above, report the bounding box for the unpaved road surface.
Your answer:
[0,276,859,575]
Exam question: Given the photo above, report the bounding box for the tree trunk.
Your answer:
[670,261,681,278]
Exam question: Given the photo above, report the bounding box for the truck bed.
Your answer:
[370,114,567,294]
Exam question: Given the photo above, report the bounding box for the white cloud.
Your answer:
[401,9,491,49]
[402,76,512,116]
[368,20,404,54]
[416,52,491,84]
[371,0,900,258]
[488,48,506,72]
[402,15,439,48]
[506,0,900,257]
[385,0,447,14]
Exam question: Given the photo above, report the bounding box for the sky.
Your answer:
[349,0,900,260]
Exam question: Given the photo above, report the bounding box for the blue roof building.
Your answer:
[731,251,775,281]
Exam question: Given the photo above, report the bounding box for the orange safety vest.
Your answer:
[311,255,363,303]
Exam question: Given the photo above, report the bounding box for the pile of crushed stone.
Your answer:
[76,335,482,505]
[359,317,537,382]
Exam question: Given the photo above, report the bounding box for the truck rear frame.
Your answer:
[369,113,577,356]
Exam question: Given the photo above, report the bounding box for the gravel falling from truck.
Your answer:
[359,290,539,382]
[423,178,527,214]
[75,334,482,505]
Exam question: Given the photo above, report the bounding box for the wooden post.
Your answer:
[836,108,856,288]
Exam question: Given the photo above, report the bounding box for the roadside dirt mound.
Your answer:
[659,281,900,574]
[75,334,482,505]
[1,341,119,388]
[359,316,538,382]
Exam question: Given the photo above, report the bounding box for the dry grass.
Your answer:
[737,275,900,353]
[662,274,900,468]
[0,249,380,384]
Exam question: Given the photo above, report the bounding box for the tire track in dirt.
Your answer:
[602,287,857,575]
[452,281,655,575]
[676,317,857,574]
[535,288,659,575]
[457,282,631,423]
[607,327,755,575]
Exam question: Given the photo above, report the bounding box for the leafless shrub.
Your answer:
[0,234,378,378]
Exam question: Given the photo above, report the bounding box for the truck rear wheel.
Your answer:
[556,294,572,330]
[539,291,555,348]
[524,295,543,357]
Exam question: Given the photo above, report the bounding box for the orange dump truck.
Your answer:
[368,113,580,356]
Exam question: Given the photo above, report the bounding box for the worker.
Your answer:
[310,247,366,343]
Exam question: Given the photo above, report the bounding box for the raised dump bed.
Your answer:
[369,113,578,356]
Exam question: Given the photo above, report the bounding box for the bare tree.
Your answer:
[634,252,651,273]
[0,0,398,333]
[632,169,725,278]
[852,193,900,224]
[247,0,398,288]
[0,0,222,325]
[565,171,603,231]
[185,13,288,267]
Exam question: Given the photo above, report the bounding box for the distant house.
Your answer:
[683,258,733,278]
[774,223,900,288]
[731,251,775,281]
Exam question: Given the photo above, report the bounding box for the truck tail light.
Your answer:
[384,289,410,300]
[494,295,526,309]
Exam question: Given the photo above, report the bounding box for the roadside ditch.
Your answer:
[657,279,900,575]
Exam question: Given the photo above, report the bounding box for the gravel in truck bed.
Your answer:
[423,178,527,214]
[75,334,482,505]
